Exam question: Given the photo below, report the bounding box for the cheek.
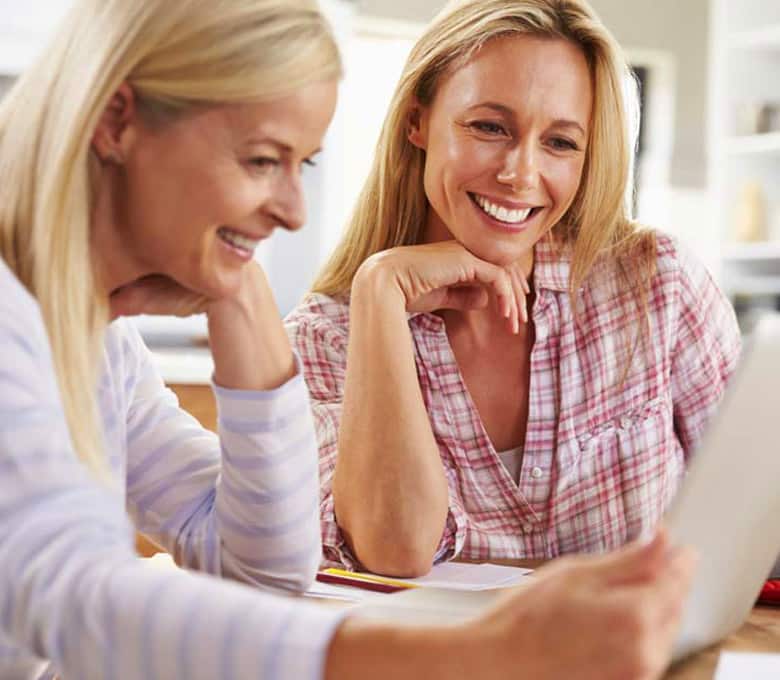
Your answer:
[549,158,586,207]
[424,135,500,202]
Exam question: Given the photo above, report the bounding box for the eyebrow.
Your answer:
[244,137,323,157]
[469,102,587,136]
[244,137,293,153]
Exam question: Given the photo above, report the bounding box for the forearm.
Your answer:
[325,618,476,680]
[207,264,295,391]
[213,373,322,592]
[334,265,449,576]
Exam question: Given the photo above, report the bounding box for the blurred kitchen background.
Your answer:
[1,0,778,384]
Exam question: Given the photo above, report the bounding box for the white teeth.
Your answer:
[474,194,533,224]
[218,227,259,253]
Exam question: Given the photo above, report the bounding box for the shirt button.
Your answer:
[531,466,543,479]
[523,523,534,533]
[620,417,632,430]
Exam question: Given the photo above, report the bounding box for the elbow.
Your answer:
[283,549,322,594]
[348,532,437,578]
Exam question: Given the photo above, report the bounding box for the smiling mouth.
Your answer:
[217,226,262,255]
[469,193,542,226]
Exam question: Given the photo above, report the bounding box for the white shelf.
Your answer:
[729,25,780,50]
[726,132,780,156]
[726,276,780,296]
[722,242,780,262]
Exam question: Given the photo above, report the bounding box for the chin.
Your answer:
[462,238,533,268]
[186,266,244,301]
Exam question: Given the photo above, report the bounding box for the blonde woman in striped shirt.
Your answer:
[0,0,695,678]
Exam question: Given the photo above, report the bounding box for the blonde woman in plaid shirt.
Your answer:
[286,0,740,577]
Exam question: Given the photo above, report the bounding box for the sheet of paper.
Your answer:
[303,581,390,604]
[398,561,533,590]
[715,652,780,680]
[355,587,502,625]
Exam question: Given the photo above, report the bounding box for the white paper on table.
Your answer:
[355,587,503,625]
[399,561,533,590]
[714,652,780,679]
[303,581,388,604]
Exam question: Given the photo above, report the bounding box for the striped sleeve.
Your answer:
[123,322,323,593]
[0,267,345,680]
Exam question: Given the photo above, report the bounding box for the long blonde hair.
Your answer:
[312,0,655,308]
[0,0,341,477]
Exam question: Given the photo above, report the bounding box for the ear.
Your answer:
[407,100,429,150]
[91,82,138,164]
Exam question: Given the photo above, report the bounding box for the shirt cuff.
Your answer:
[211,353,310,426]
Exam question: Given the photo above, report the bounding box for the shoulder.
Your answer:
[285,293,350,349]
[651,230,724,305]
[653,231,703,279]
[103,317,149,372]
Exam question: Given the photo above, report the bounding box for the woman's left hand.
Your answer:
[110,263,295,391]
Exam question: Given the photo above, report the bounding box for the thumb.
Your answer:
[588,528,671,588]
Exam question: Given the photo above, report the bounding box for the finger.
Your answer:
[521,270,531,295]
[510,267,528,326]
[577,529,671,588]
[506,269,520,334]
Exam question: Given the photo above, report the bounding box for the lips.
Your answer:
[217,226,262,255]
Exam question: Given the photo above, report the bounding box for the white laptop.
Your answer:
[667,312,780,661]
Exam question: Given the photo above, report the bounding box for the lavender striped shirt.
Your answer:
[0,258,344,680]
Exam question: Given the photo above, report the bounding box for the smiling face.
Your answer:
[410,35,593,268]
[93,79,338,298]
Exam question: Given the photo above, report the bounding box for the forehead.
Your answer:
[433,35,593,128]
[160,80,338,153]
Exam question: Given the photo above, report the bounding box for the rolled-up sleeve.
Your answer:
[124,324,322,593]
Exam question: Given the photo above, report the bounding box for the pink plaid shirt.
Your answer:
[285,233,741,568]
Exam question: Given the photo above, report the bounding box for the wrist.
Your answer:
[207,264,295,390]
[352,253,407,311]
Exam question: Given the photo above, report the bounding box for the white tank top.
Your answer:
[496,445,524,484]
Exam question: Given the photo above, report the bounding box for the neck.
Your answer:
[91,170,150,298]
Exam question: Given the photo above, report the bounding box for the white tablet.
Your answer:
[667,313,780,661]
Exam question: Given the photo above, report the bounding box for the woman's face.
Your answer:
[410,35,592,268]
[94,79,338,298]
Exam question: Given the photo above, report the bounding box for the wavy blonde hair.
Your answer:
[312,0,655,312]
[0,0,341,477]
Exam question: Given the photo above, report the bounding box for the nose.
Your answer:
[269,168,307,232]
[496,142,538,191]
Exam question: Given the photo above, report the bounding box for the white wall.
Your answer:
[356,0,711,189]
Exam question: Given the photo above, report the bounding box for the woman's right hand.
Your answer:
[354,241,531,334]
[467,530,697,680]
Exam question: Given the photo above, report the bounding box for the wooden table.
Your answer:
[664,606,780,679]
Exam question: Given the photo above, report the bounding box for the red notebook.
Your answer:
[759,580,780,605]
